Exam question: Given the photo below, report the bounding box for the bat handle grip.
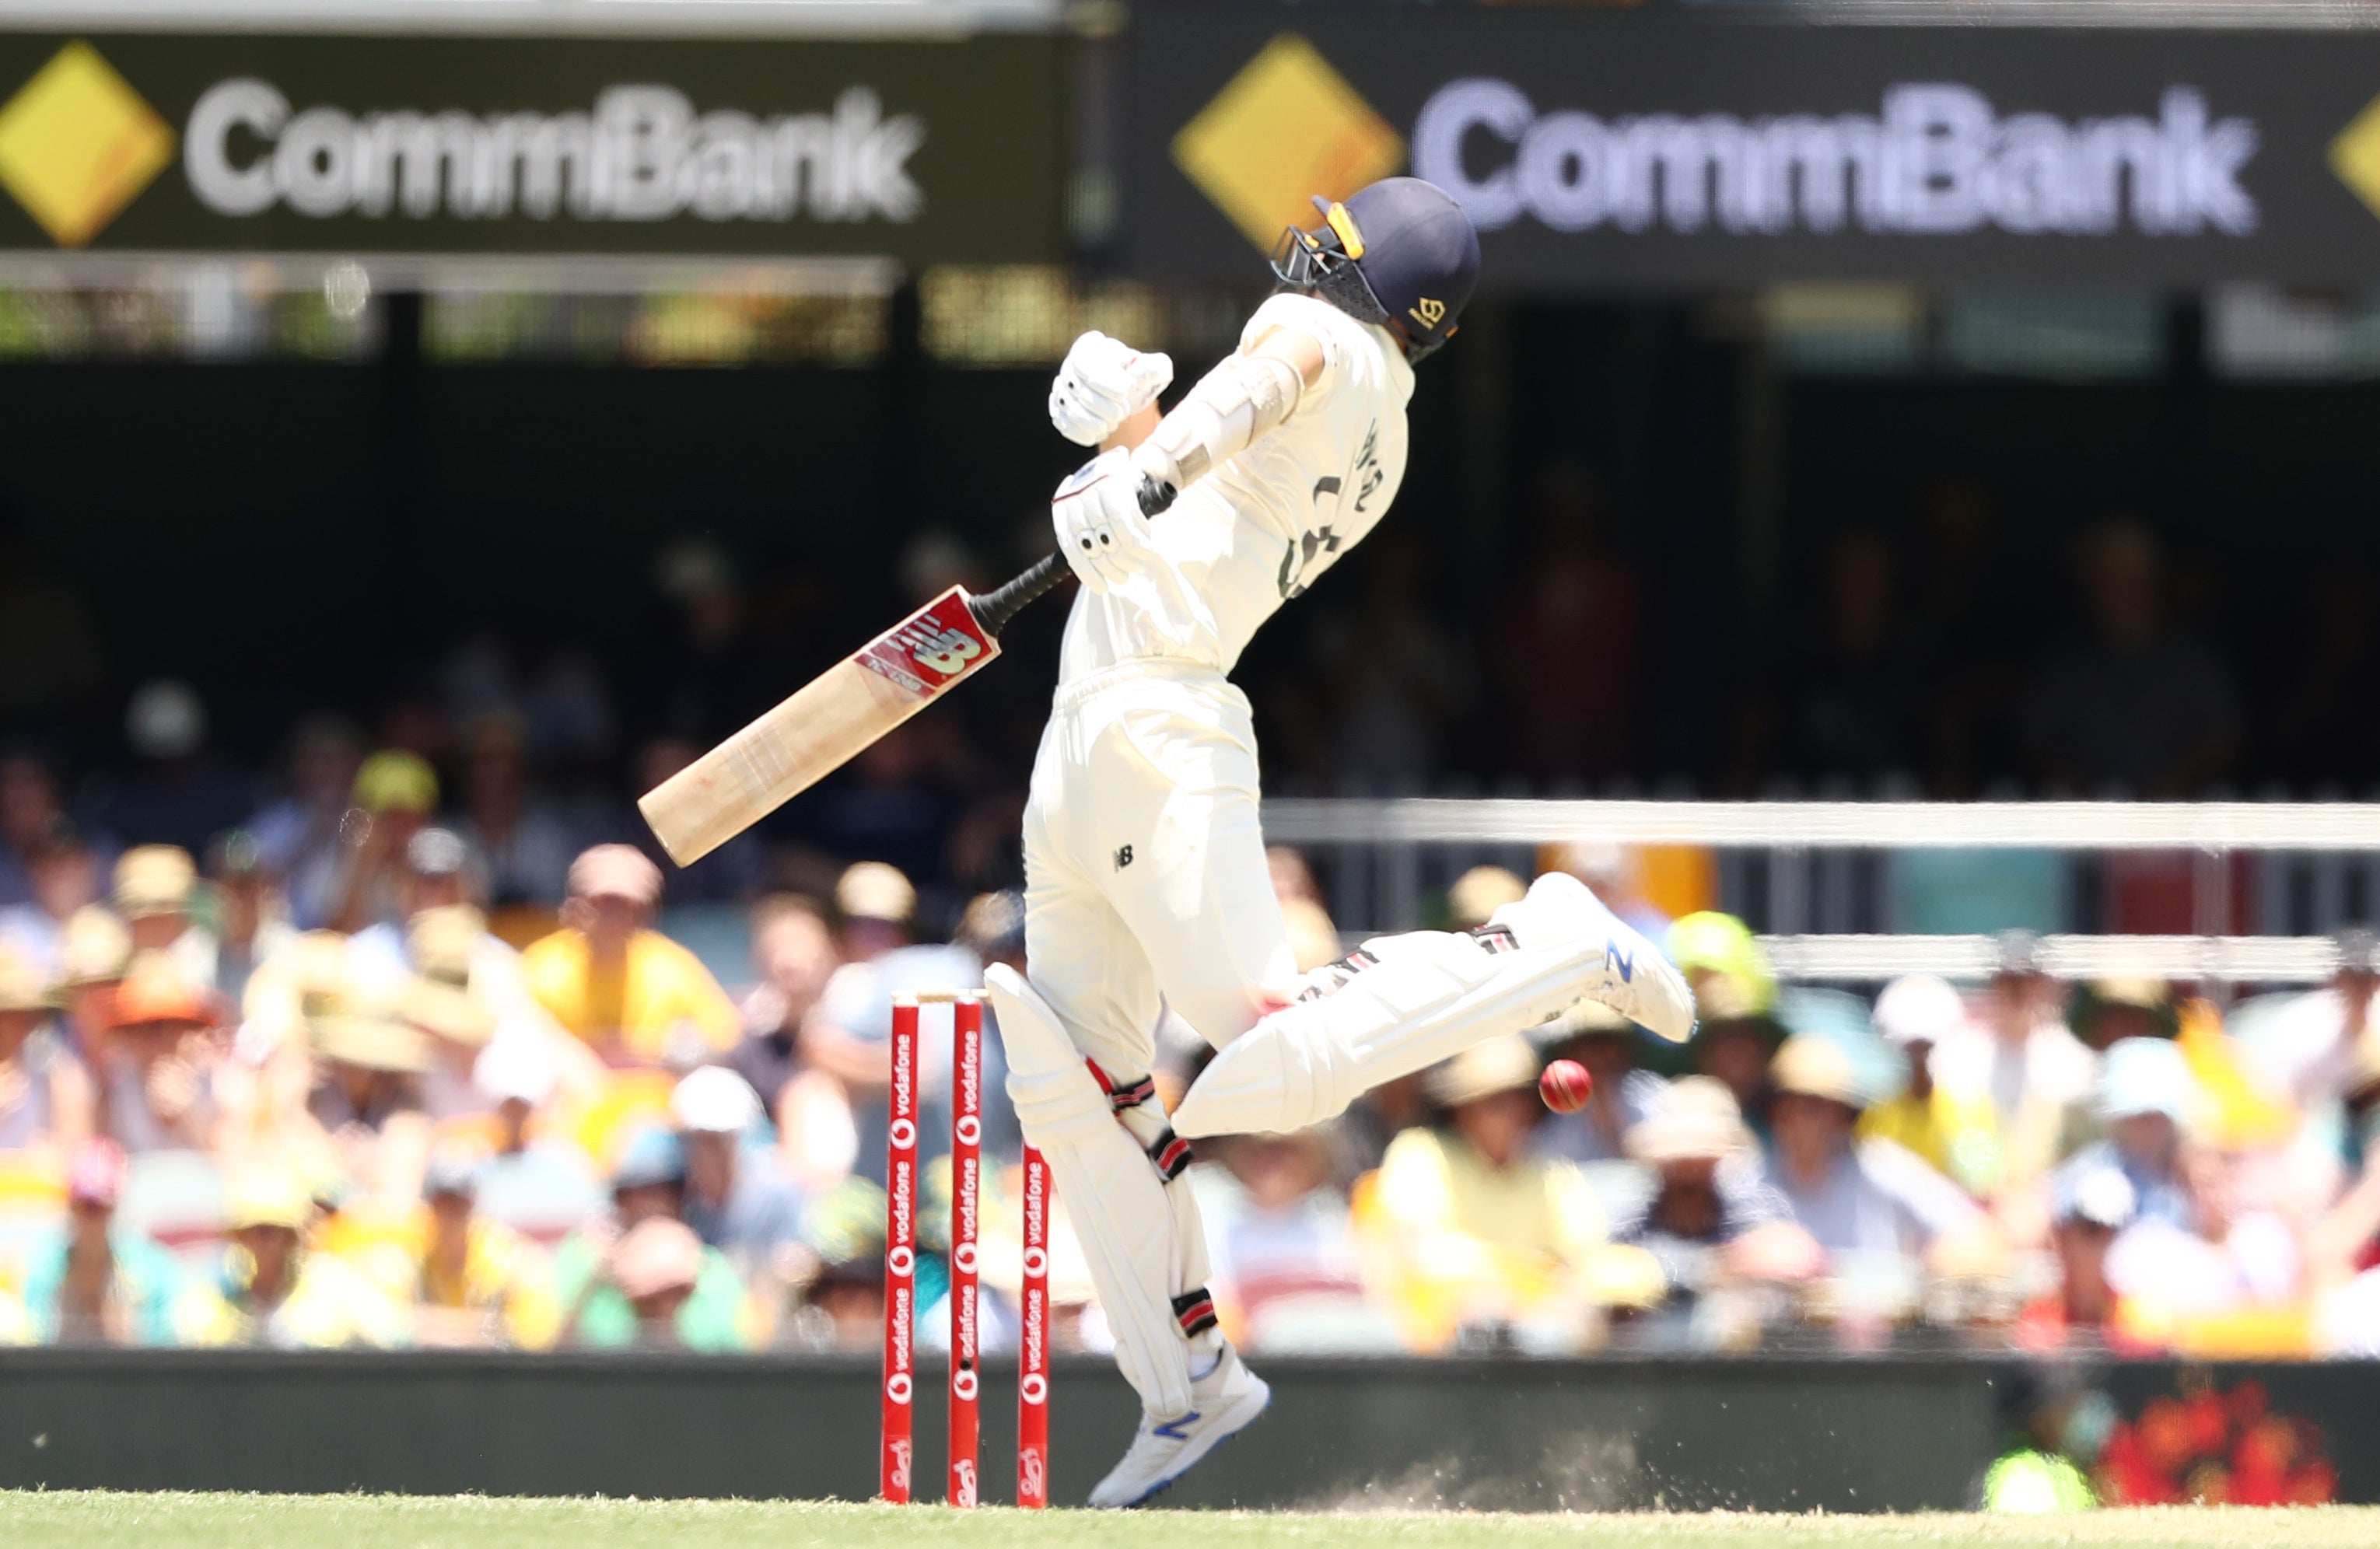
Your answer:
[967,475,1178,638]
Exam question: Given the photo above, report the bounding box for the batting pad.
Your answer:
[1171,928,1595,1139]
[986,963,1195,1419]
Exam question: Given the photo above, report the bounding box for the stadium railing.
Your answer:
[1259,799,2380,983]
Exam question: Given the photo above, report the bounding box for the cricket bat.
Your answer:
[639,479,1173,866]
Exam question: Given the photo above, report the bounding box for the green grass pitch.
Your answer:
[1,1494,2372,1549]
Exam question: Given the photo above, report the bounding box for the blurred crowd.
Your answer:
[0,792,2376,1362]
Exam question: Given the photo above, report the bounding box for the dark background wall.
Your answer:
[12,297,2380,795]
[4,1351,2376,1512]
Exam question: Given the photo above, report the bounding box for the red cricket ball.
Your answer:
[1539,1058,1594,1114]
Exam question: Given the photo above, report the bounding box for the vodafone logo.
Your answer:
[886,1372,912,1403]
[953,1369,979,1400]
[953,1242,978,1274]
[888,1118,917,1149]
[954,1115,982,1146]
[1022,1247,1049,1278]
[1020,1373,1048,1405]
[887,1245,915,1276]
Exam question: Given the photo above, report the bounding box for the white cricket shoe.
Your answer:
[1491,871,1697,1044]
[1086,1344,1271,1509]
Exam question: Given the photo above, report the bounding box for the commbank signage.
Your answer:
[1130,7,2380,288]
[0,34,1063,260]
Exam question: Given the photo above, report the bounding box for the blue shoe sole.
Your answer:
[1113,1386,1272,1509]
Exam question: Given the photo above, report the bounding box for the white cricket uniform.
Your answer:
[1024,292,1414,1081]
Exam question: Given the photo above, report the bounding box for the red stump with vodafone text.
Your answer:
[880,991,1051,1509]
[880,998,920,1504]
[947,995,982,1508]
[1017,1145,1052,1508]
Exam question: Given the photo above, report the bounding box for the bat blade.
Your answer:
[639,586,1000,866]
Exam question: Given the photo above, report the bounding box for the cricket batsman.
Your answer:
[982,177,1696,1506]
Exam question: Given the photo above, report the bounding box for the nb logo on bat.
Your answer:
[898,622,982,677]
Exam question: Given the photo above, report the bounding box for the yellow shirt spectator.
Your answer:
[523,841,738,1064]
[1360,1036,1606,1349]
[522,927,740,1064]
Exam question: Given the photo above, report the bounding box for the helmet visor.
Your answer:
[1269,222,1333,288]
[1269,220,1391,330]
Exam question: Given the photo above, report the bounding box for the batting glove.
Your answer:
[1048,330,1174,448]
[1052,448,1159,595]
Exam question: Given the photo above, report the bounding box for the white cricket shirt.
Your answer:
[1058,292,1415,682]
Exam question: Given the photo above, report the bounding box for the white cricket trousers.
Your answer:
[1021,659,1300,1082]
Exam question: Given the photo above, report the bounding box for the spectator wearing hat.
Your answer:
[803,861,982,1187]
[832,860,916,963]
[19,1138,181,1344]
[672,1065,807,1282]
[1367,1035,1607,1350]
[1608,1077,1800,1309]
[0,943,90,1152]
[1858,974,1997,1194]
[350,831,588,1087]
[1188,1127,1374,1354]
[1668,913,1784,1137]
[549,1128,749,1351]
[322,750,441,934]
[408,1149,561,1350]
[2070,977,2175,1056]
[0,816,103,978]
[174,1169,409,1348]
[1766,1033,1983,1266]
[348,827,481,967]
[2050,1038,2200,1237]
[790,1175,891,1351]
[394,910,502,1122]
[521,844,740,1068]
[2015,1164,2138,1351]
[206,831,296,1011]
[303,984,437,1208]
[54,904,131,1063]
[94,952,223,1153]
[1538,1002,1670,1169]
[306,1002,431,1140]
[607,1218,714,1349]
[469,1036,604,1243]
[111,843,219,991]
[1930,932,2095,1200]
[1446,865,1527,932]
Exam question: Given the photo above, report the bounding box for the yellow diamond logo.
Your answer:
[2331,93,2380,221]
[0,43,174,248]
[1173,34,1404,253]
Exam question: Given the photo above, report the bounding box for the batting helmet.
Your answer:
[1270,177,1480,363]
